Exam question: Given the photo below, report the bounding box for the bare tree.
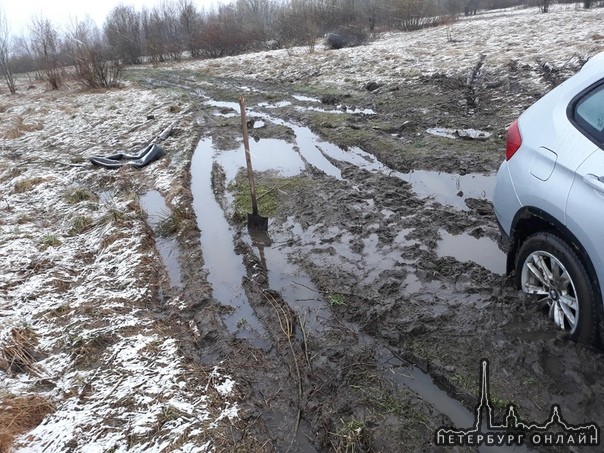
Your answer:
[141,7,168,62]
[199,5,257,58]
[178,0,204,58]
[104,5,143,65]
[161,1,185,60]
[30,16,63,89]
[66,17,122,89]
[0,8,16,94]
[275,0,320,50]
[236,0,274,42]
[536,0,551,13]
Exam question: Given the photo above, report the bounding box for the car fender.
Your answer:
[509,206,602,309]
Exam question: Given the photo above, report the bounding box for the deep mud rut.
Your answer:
[139,62,604,452]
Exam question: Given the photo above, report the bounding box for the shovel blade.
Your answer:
[247,213,268,231]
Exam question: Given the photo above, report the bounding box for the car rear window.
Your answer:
[572,83,604,144]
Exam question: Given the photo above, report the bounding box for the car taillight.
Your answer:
[505,119,522,160]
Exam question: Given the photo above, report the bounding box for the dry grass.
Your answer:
[0,394,55,453]
[13,177,47,194]
[68,215,94,235]
[0,327,41,376]
[63,187,96,204]
[2,116,43,140]
[157,206,195,237]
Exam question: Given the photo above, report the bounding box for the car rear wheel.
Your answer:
[515,232,599,345]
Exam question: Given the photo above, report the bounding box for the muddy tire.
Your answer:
[515,232,599,345]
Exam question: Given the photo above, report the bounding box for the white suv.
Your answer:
[493,52,604,346]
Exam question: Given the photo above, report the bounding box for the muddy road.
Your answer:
[136,60,603,452]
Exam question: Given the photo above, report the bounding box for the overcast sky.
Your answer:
[1,0,228,35]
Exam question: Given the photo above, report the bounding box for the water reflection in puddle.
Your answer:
[139,191,183,288]
[140,191,170,225]
[191,139,269,347]
[201,94,493,210]
[216,140,305,183]
[260,244,331,334]
[437,230,506,275]
[260,114,493,209]
[376,350,528,453]
[377,349,476,429]
[313,139,493,209]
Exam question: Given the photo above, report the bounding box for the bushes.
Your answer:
[72,46,122,89]
[325,28,369,50]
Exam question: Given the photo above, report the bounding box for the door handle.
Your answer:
[583,174,604,193]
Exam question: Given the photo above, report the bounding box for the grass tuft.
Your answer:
[2,116,43,139]
[14,177,47,194]
[39,234,61,250]
[0,327,41,376]
[69,215,94,235]
[64,187,96,204]
[229,176,307,222]
[0,393,55,452]
[157,206,194,237]
[327,293,347,306]
[330,418,371,453]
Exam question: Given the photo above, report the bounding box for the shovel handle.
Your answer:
[239,96,259,215]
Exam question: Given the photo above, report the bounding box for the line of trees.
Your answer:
[0,0,601,93]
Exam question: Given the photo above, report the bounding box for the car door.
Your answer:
[565,80,604,300]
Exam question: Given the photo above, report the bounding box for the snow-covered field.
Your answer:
[183,4,604,88]
[1,4,603,452]
[0,86,237,451]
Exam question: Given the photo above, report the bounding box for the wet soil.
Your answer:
[138,62,604,452]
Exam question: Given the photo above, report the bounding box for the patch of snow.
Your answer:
[426,127,492,140]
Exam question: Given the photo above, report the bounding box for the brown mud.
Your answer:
[139,60,604,453]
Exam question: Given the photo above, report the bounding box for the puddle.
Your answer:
[251,240,332,334]
[401,273,422,294]
[213,111,238,118]
[193,136,331,340]
[191,139,269,347]
[199,96,494,211]
[376,348,529,453]
[215,140,305,183]
[204,99,240,111]
[312,138,494,209]
[255,114,494,209]
[293,105,375,115]
[437,230,506,274]
[97,190,119,206]
[377,348,476,428]
[400,171,493,210]
[338,105,376,115]
[139,190,184,288]
[140,191,170,226]
[361,233,408,283]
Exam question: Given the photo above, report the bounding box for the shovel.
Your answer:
[239,96,268,231]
